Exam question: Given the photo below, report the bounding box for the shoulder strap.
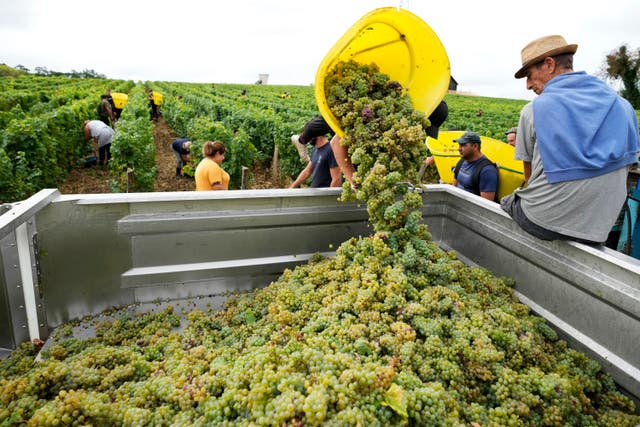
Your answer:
[453,158,464,178]
[471,157,498,199]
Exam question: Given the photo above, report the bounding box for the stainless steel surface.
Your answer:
[1,186,639,402]
[0,189,55,355]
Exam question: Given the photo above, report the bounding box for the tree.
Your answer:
[34,66,50,76]
[603,44,640,109]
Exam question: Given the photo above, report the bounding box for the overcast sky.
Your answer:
[1,0,639,101]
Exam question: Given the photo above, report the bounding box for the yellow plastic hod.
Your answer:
[111,92,128,109]
[315,7,450,136]
[153,91,163,106]
[427,131,525,199]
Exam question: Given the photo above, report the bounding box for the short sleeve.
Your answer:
[514,102,535,162]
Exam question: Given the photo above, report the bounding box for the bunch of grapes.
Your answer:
[1,62,639,426]
[325,61,429,238]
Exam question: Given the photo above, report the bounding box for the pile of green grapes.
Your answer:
[2,62,639,426]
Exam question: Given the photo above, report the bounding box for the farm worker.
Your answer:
[83,120,115,166]
[171,138,192,179]
[105,88,122,119]
[148,90,160,121]
[97,94,116,128]
[195,141,229,190]
[332,100,449,188]
[500,35,640,244]
[451,131,499,202]
[421,100,450,170]
[505,127,517,146]
[290,117,341,188]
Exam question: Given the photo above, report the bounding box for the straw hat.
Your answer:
[514,35,577,79]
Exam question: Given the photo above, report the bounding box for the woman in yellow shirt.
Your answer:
[195,141,230,190]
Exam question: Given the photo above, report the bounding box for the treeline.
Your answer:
[0,63,106,79]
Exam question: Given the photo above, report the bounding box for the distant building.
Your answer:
[449,76,458,92]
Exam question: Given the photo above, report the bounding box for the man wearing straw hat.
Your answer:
[500,35,640,245]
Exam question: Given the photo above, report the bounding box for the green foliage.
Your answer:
[0,63,27,78]
[604,44,640,109]
[0,149,35,202]
[109,86,156,192]
[226,129,258,189]
[0,101,89,201]
[442,94,527,139]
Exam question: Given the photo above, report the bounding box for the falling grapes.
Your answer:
[1,61,639,427]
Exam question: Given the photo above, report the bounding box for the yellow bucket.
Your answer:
[152,91,163,106]
[111,92,128,109]
[426,130,525,199]
[315,7,450,136]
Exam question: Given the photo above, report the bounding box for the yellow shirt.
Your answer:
[195,157,229,190]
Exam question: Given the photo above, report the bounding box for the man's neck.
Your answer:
[315,136,328,148]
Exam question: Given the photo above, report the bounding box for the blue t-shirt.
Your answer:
[456,156,498,195]
[310,143,339,188]
[172,138,190,154]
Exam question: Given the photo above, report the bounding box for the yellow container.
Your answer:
[111,92,128,109]
[315,7,450,136]
[152,91,163,106]
[426,130,525,199]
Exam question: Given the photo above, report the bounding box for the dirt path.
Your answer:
[152,118,195,192]
[58,118,284,194]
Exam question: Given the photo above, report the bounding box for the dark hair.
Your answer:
[203,140,226,157]
[100,94,108,100]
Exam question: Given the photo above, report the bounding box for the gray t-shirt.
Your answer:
[512,102,628,242]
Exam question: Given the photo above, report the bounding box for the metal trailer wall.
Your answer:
[0,186,639,403]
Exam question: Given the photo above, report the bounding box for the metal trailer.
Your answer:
[1,186,639,405]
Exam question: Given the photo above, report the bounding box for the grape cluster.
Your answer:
[1,62,639,426]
